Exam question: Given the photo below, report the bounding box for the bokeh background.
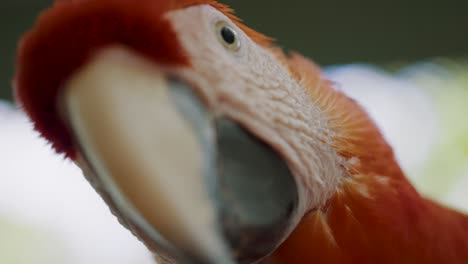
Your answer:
[2,0,468,100]
[1,0,467,263]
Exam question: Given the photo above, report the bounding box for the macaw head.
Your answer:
[14,0,399,263]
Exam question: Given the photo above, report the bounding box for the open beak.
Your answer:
[60,46,298,263]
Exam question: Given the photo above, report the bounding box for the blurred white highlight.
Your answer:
[326,65,440,180]
[0,102,153,264]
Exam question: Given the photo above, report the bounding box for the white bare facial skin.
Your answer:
[166,5,345,222]
[63,47,232,263]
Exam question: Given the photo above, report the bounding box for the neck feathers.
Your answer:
[266,53,468,263]
[287,53,404,179]
[269,172,468,263]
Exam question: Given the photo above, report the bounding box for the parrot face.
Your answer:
[16,1,343,262]
[15,0,468,263]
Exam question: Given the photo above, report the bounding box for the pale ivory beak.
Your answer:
[62,46,232,263]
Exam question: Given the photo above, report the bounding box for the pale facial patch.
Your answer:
[165,5,347,221]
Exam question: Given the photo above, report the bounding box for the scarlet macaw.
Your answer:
[14,0,468,263]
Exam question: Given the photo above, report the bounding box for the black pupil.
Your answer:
[221,26,236,44]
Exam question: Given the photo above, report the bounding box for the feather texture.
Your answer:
[265,54,468,264]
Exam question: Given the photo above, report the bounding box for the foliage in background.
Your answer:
[403,61,468,208]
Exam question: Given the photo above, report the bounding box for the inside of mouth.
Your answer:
[169,81,299,263]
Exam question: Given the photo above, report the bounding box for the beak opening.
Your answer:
[61,47,298,263]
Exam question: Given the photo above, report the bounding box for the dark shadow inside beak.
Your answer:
[171,81,298,263]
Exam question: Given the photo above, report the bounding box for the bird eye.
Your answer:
[216,21,241,51]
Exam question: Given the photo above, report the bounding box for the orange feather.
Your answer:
[265,54,468,264]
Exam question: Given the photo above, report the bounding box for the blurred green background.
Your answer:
[1,0,467,100]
